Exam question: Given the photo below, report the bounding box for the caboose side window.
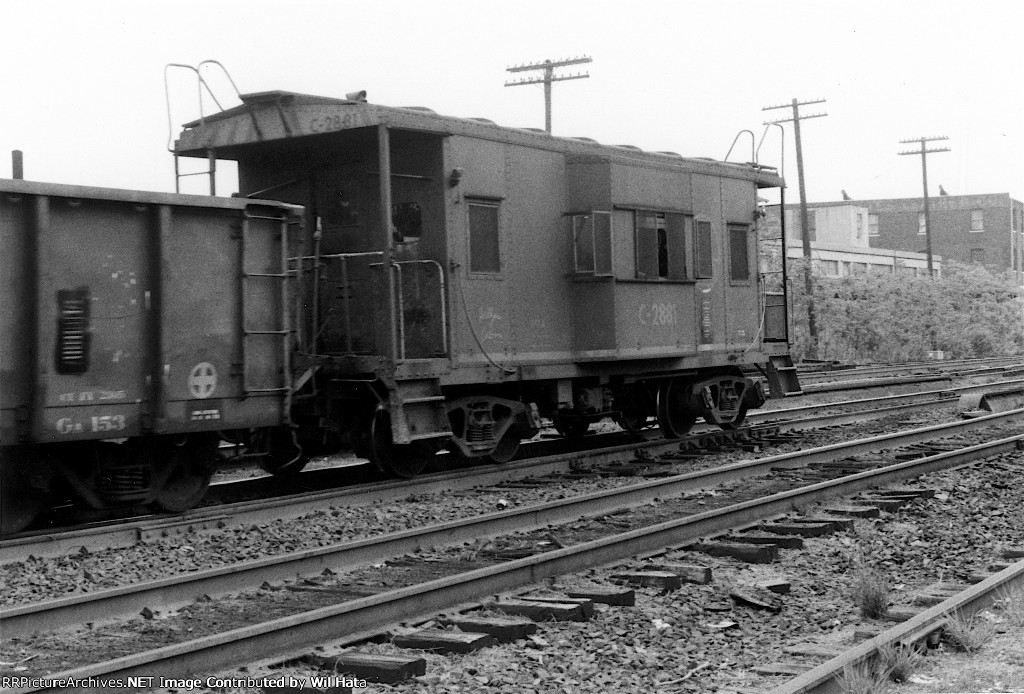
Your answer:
[468,200,501,273]
[728,224,751,282]
[695,220,713,279]
[635,211,688,281]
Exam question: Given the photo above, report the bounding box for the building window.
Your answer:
[970,248,986,264]
[695,220,713,279]
[468,200,500,273]
[971,209,985,232]
[728,224,750,282]
[868,213,879,237]
[852,262,868,275]
[918,212,926,235]
[635,211,688,280]
[570,211,613,276]
[814,259,839,276]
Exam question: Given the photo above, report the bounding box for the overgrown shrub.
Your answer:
[784,260,1024,363]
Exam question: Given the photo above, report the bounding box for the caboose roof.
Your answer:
[175,90,783,188]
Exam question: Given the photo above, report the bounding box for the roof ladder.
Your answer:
[164,60,250,194]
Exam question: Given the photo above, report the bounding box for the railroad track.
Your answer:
[767,561,1024,694]
[0,383,971,563]
[794,356,1024,383]
[5,408,1024,693]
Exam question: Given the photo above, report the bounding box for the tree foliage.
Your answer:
[786,261,1024,363]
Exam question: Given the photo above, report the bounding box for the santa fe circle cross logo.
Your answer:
[188,362,217,399]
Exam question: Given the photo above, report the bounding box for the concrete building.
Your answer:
[762,203,939,278]
[767,193,1024,283]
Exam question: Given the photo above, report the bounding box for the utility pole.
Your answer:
[898,136,950,278]
[505,56,592,133]
[763,98,827,359]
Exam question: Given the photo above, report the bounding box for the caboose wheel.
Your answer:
[718,406,749,430]
[485,430,521,464]
[152,435,216,513]
[367,409,429,478]
[1,460,46,535]
[657,378,697,438]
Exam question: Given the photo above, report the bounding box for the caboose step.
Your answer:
[765,355,803,397]
[392,377,452,442]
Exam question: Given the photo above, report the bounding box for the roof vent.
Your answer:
[345,90,367,102]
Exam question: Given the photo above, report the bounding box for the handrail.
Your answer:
[163,60,241,153]
[290,252,448,361]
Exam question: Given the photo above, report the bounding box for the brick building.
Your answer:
[761,203,938,278]
[767,193,1024,284]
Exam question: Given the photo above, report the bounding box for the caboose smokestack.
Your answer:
[12,150,23,179]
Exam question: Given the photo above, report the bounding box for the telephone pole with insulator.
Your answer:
[899,136,950,278]
[505,56,592,134]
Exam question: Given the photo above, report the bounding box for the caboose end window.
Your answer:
[468,200,501,273]
[728,224,750,282]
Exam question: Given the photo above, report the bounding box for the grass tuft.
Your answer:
[876,642,923,683]
[943,609,997,653]
[995,584,1024,628]
[838,660,890,694]
[850,567,890,619]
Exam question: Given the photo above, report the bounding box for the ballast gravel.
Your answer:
[0,405,984,608]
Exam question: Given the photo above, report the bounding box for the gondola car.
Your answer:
[0,180,300,533]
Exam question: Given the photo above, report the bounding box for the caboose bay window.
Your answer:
[570,211,612,276]
[468,200,501,273]
[633,210,688,281]
[694,220,713,279]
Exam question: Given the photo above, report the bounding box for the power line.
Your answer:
[763,98,828,359]
[505,56,592,133]
[898,136,950,279]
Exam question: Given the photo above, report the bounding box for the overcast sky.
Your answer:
[3,0,1021,205]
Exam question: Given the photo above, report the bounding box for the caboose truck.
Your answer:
[0,181,300,534]
[175,91,801,478]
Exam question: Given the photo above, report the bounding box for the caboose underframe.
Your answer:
[174,91,799,476]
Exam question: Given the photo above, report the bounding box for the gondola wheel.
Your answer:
[256,427,308,475]
[657,378,697,439]
[153,434,217,513]
[0,455,46,535]
[367,408,430,478]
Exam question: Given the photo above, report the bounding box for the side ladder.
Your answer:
[239,208,294,405]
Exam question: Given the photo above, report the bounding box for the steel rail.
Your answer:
[795,355,1024,381]
[770,560,1024,694]
[14,430,1024,694]
[5,407,1024,640]
[0,384,979,563]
